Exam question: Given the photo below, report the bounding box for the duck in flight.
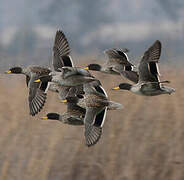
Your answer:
[62,81,123,147]
[4,30,75,116]
[41,99,86,126]
[84,48,138,83]
[112,40,175,96]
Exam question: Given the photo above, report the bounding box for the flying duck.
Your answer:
[62,81,123,147]
[112,40,175,96]
[5,66,51,116]
[5,30,74,116]
[41,100,86,126]
[84,48,139,83]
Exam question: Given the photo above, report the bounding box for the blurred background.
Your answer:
[0,0,184,69]
[0,0,184,180]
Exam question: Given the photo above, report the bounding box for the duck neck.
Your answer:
[57,115,63,122]
[21,68,29,75]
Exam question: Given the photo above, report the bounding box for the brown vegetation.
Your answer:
[0,65,183,180]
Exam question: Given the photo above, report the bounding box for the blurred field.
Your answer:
[0,65,184,180]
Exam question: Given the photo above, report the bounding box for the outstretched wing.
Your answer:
[52,30,73,72]
[28,74,47,116]
[105,48,138,83]
[104,48,133,66]
[84,107,103,147]
[138,40,161,84]
[83,84,107,147]
[119,70,139,83]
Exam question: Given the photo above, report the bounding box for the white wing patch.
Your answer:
[100,107,107,127]
[93,85,108,127]
[68,56,74,67]
[156,62,161,76]
[124,52,129,61]
[99,85,108,98]
[45,82,51,93]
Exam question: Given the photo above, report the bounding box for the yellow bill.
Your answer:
[112,86,120,90]
[34,79,41,83]
[61,99,67,103]
[5,70,12,74]
[84,67,89,70]
[41,116,48,119]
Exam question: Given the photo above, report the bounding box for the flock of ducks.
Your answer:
[5,30,175,147]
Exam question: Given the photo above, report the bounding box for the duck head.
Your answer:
[5,67,23,74]
[41,113,60,120]
[112,83,132,91]
[61,96,80,104]
[84,64,101,71]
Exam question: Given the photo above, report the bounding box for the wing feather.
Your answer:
[138,40,162,83]
[84,107,105,147]
[28,75,47,116]
[52,30,73,71]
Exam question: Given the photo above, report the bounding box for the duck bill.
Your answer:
[61,99,67,103]
[41,116,48,119]
[112,87,120,90]
[84,67,89,70]
[4,70,12,74]
[34,79,41,83]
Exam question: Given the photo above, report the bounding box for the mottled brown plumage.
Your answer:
[64,81,122,147]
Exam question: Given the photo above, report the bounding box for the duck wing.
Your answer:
[120,71,139,83]
[138,40,161,85]
[113,66,139,83]
[83,83,108,146]
[52,30,73,72]
[84,107,105,147]
[104,48,133,66]
[105,48,138,83]
[28,74,47,116]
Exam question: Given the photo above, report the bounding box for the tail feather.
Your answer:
[108,101,123,110]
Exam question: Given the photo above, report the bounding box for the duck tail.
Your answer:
[108,101,123,110]
[159,80,170,84]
